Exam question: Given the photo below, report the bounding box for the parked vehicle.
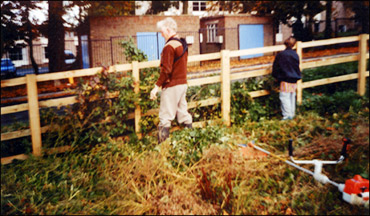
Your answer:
[65,50,76,65]
[1,58,17,79]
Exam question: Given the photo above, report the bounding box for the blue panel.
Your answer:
[238,25,264,59]
[157,32,165,57]
[137,32,166,61]
[81,35,90,68]
[137,32,157,61]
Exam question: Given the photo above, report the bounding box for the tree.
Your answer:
[182,1,188,15]
[62,1,91,70]
[252,1,324,42]
[1,1,43,74]
[304,1,325,40]
[342,1,369,34]
[208,1,256,14]
[324,1,333,39]
[1,1,24,59]
[207,1,325,42]
[21,1,42,74]
[47,1,65,73]
[145,1,178,15]
[88,1,135,16]
[63,0,137,69]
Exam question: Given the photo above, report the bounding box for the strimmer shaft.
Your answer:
[248,142,340,187]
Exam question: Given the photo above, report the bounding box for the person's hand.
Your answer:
[150,85,160,100]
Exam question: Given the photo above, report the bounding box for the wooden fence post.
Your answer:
[296,41,303,105]
[68,77,74,84]
[26,74,42,156]
[221,50,231,126]
[357,34,367,96]
[132,61,142,138]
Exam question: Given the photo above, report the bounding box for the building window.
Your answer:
[9,47,23,61]
[44,47,48,59]
[65,32,74,38]
[277,23,282,33]
[207,23,218,43]
[193,1,206,11]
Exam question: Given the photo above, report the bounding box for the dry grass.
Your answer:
[1,109,369,215]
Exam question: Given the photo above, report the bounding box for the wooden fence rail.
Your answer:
[1,34,369,164]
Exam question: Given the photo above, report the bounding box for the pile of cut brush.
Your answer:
[1,108,369,215]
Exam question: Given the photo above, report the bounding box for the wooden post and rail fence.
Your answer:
[1,34,369,165]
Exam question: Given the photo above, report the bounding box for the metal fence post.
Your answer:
[110,37,114,65]
[26,74,42,156]
[221,49,231,126]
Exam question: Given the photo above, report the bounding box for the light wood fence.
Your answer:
[1,34,369,164]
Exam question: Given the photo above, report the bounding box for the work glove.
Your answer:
[150,85,160,100]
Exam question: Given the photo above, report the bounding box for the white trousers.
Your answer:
[279,92,296,120]
[158,84,192,128]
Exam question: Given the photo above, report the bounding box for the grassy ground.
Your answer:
[1,105,369,214]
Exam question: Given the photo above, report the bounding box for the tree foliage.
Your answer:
[145,1,179,15]
[0,1,42,63]
[208,1,256,14]
[253,1,324,41]
[208,1,325,42]
[341,1,369,34]
[47,1,66,73]
[1,1,23,58]
[87,0,135,16]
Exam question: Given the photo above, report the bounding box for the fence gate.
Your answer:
[239,24,264,59]
[136,32,165,61]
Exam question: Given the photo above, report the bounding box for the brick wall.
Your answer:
[199,16,225,54]
[90,15,281,67]
[200,15,274,54]
[279,24,293,45]
[89,15,200,67]
[225,15,274,50]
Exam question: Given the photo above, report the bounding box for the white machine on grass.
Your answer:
[240,138,369,207]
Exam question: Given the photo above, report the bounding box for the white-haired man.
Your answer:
[150,17,193,143]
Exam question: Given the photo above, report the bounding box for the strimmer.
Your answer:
[239,138,369,206]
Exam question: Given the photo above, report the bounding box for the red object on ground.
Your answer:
[239,145,268,159]
[343,175,369,199]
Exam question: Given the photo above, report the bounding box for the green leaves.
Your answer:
[230,78,280,124]
[119,38,148,63]
[41,68,138,150]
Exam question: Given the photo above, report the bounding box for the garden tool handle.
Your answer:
[288,139,294,157]
[340,137,351,158]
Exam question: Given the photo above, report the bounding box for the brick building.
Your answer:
[200,15,275,57]
[88,15,200,67]
[88,14,287,67]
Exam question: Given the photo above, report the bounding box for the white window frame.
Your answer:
[193,1,206,12]
[42,46,49,63]
[207,23,218,43]
[9,47,23,61]
[277,22,282,33]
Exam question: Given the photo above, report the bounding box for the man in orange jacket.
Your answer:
[150,17,192,143]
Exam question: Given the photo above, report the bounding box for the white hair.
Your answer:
[157,17,177,32]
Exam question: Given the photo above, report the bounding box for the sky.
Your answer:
[29,1,80,27]
[29,1,47,24]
